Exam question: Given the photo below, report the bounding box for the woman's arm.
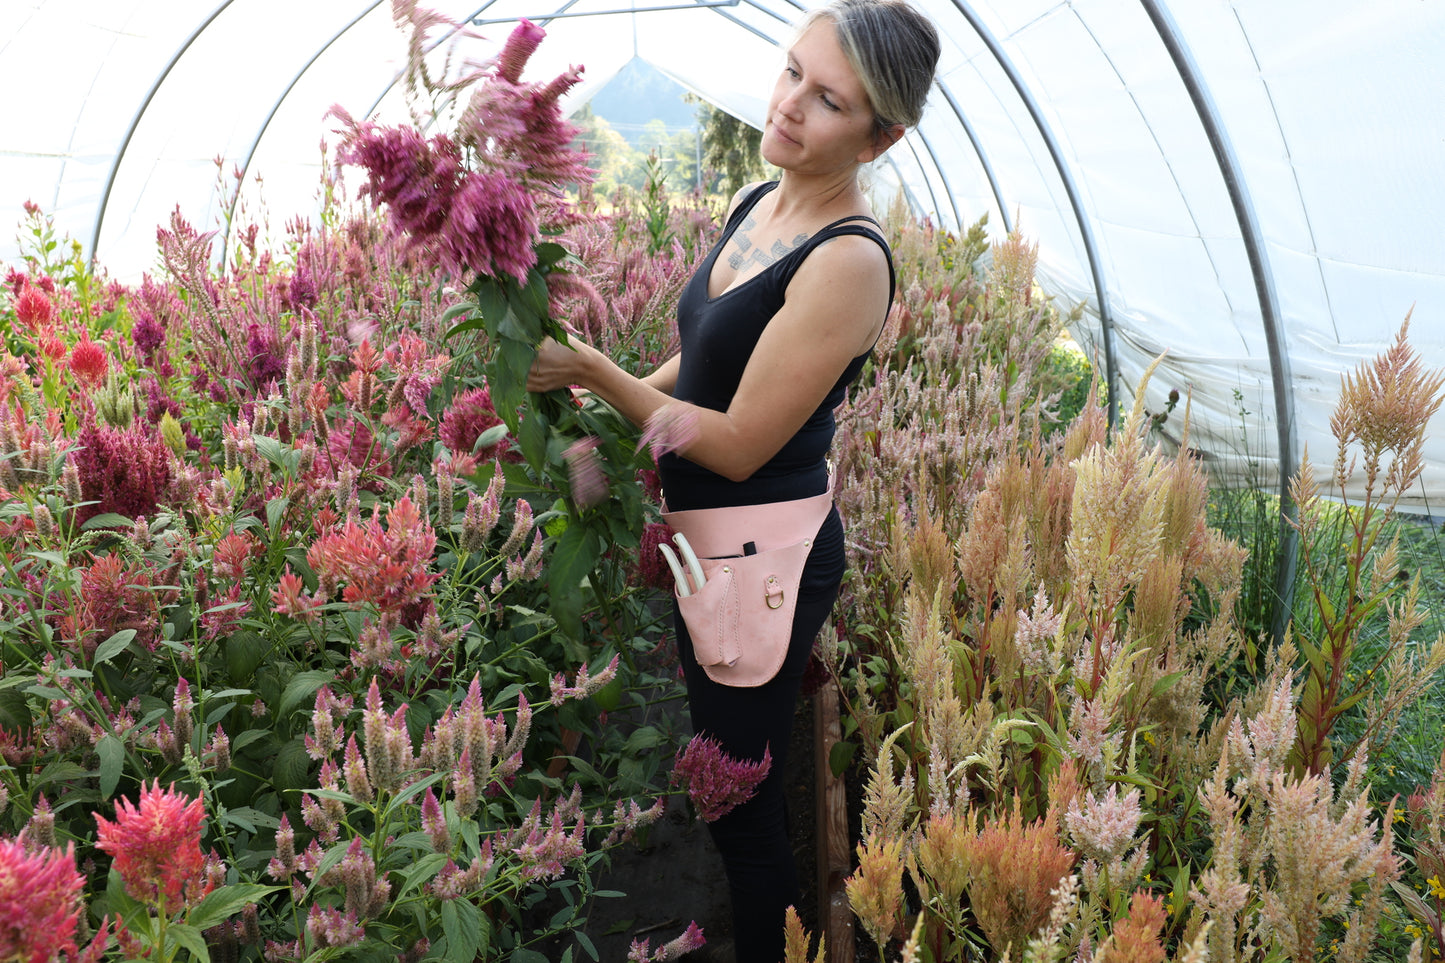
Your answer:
[528,233,890,482]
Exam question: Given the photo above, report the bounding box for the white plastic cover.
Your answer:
[4,0,1443,508]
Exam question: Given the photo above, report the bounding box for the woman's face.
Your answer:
[760,19,882,176]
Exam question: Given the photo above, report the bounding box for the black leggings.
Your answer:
[673,509,844,963]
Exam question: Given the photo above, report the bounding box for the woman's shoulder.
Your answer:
[723,180,777,222]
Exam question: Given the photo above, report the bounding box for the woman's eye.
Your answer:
[821,96,839,111]
[786,66,800,79]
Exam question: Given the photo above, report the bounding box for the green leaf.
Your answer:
[0,687,31,737]
[517,411,548,468]
[92,629,136,666]
[225,630,269,685]
[623,726,663,754]
[511,950,549,963]
[24,685,68,701]
[278,669,335,720]
[442,898,483,962]
[444,313,489,341]
[166,922,210,963]
[97,734,125,798]
[266,497,290,533]
[81,512,134,530]
[535,241,569,269]
[253,435,287,470]
[272,737,314,794]
[187,884,284,930]
[829,739,857,778]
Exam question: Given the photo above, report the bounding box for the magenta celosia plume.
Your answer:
[671,736,771,823]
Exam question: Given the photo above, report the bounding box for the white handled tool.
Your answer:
[657,543,693,597]
[672,533,707,592]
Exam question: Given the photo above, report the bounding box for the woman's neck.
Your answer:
[770,167,868,221]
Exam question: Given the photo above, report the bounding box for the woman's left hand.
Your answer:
[527,336,597,393]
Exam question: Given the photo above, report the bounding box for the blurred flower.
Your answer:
[565,435,606,507]
[671,735,771,822]
[639,402,699,460]
[94,781,211,911]
[0,837,84,963]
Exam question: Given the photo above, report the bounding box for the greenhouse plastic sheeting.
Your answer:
[4,0,1444,509]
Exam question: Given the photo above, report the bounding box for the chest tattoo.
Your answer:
[726,213,810,271]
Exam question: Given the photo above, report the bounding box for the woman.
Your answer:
[528,2,939,957]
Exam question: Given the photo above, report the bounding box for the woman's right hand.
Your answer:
[527,336,599,393]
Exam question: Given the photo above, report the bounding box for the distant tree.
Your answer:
[568,103,640,197]
[686,96,770,195]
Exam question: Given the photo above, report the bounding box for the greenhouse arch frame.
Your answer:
[6,0,1445,633]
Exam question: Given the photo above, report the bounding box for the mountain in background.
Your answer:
[586,56,699,145]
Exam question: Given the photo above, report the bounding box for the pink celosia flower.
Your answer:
[93,781,211,911]
[68,336,109,388]
[306,905,365,949]
[73,422,174,526]
[440,387,507,460]
[497,19,546,83]
[0,837,85,962]
[13,283,54,331]
[671,736,772,822]
[212,530,261,581]
[627,921,706,962]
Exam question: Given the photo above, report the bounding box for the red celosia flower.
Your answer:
[307,495,438,618]
[68,336,109,388]
[67,553,161,657]
[637,522,675,592]
[13,283,54,331]
[671,735,772,823]
[94,781,211,912]
[272,569,321,622]
[0,837,85,963]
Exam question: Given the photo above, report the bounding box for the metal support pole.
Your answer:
[1138,0,1300,644]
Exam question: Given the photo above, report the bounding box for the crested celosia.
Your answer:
[671,735,771,823]
[72,421,174,526]
[94,781,211,911]
[439,387,507,461]
[0,836,85,963]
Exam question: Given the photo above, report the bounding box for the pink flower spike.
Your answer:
[498,19,547,83]
[671,736,772,823]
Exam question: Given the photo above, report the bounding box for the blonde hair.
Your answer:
[801,0,940,132]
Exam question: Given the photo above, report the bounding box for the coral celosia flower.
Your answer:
[68,336,109,388]
[307,495,438,619]
[671,735,771,822]
[0,837,85,963]
[94,781,211,912]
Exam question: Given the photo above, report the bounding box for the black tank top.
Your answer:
[658,182,895,510]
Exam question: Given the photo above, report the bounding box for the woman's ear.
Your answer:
[865,123,907,162]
